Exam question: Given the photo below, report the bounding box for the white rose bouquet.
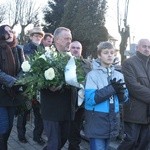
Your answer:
[16,46,71,99]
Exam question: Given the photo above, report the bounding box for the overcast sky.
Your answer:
[106,0,150,43]
[1,0,150,44]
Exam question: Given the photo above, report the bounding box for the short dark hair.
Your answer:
[43,33,53,40]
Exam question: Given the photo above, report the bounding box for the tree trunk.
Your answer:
[119,26,130,64]
[19,25,26,45]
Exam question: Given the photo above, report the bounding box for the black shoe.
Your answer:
[33,137,45,146]
[19,138,28,143]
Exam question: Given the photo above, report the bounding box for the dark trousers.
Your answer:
[32,102,44,140]
[0,107,15,150]
[43,120,70,150]
[17,101,43,140]
[117,122,149,150]
[17,110,29,139]
[68,108,84,150]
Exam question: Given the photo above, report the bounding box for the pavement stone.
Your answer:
[8,112,90,150]
[8,111,124,150]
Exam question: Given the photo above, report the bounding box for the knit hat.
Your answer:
[30,27,44,37]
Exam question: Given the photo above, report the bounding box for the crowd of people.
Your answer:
[0,24,150,150]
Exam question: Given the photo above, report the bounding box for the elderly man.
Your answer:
[69,41,82,57]
[117,39,150,150]
[68,41,93,150]
[17,27,45,145]
[24,27,44,55]
[40,27,77,150]
[68,41,84,150]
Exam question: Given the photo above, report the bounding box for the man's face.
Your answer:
[42,36,53,47]
[137,40,150,56]
[98,48,115,67]
[69,42,82,57]
[56,30,72,52]
[30,33,43,45]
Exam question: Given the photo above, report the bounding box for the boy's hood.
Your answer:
[92,58,115,72]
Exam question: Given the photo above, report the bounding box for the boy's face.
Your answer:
[98,48,115,67]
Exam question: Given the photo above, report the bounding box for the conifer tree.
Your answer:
[43,0,67,33]
[61,0,108,57]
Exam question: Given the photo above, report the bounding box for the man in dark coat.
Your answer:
[68,41,91,150]
[117,39,150,150]
[17,27,45,145]
[40,27,78,150]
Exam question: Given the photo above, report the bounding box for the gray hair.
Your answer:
[53,27,71,41]
[97,41,114,53]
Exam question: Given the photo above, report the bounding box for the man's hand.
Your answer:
[12,85,25,93]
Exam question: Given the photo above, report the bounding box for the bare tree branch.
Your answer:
[3,0,42,44]
[0,4,7,23]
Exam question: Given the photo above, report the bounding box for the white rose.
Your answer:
[21,61,31,72]
[45,51,52,59]
[44,68,55,80]
[53,51,57,57]
[39,54,46,61]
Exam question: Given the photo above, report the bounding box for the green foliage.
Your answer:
[16,47,85,99]
[60,0,108,58]
[43,0,67,33]
[16,47,70,99]
[75,58,86,83]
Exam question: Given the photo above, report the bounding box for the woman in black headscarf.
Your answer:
[0,25,25,149]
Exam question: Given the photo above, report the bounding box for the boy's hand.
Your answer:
[110,78,126,94]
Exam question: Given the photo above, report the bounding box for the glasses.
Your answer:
[142,45,150,49]
[71,46,81,49]
[33,34,43,38]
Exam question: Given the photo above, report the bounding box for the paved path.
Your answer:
[8,111,125,150]
[8,113,90,150]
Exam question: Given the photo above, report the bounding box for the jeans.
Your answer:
[0,106,16,150]
[90,138,110,150]
[43,120,70,150]
[0,107,15,134]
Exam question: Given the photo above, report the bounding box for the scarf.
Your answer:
[0,37,17,76]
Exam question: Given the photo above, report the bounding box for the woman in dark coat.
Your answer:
[0,25,25,150]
